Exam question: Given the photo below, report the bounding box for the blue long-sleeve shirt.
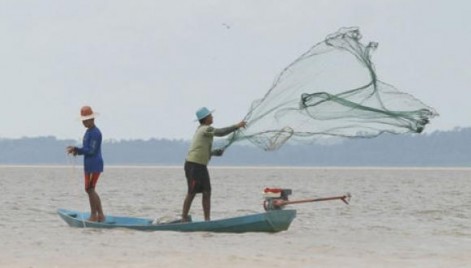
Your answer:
[76,126,104,173]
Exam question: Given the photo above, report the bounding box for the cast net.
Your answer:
[220,27,438,151]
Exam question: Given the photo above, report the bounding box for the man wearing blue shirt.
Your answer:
[67,106,105,222]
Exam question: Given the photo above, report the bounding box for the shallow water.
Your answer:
[1,166,470,267]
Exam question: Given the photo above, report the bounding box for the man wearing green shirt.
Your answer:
[182,107,246,222]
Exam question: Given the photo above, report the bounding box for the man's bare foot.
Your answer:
[97,215,106,222]
[87,215,98,222]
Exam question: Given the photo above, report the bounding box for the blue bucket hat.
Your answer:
[195,107,214,121]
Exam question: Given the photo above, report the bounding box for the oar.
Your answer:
[273,193,351,207]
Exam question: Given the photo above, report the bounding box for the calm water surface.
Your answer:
[1,166,470,268]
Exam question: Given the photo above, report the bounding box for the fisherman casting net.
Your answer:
[219,27,438,151]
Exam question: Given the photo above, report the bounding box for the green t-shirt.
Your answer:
[186,124,238,165]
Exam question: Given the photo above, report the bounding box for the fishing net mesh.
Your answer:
[219,27,438,151]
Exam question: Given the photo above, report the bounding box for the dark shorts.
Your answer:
[184,161,211,194]
[84,172,101,191]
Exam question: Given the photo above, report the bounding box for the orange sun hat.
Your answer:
[80,106,99,121]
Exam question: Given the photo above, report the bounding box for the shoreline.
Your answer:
[1,164,471,170]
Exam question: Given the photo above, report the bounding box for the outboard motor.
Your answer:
[263,188,292,211]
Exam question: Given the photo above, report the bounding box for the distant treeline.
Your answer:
[0,127,469,166]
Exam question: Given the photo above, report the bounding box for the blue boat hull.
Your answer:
[57,208,296,233]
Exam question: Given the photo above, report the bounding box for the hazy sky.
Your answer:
[1,0,470,140]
